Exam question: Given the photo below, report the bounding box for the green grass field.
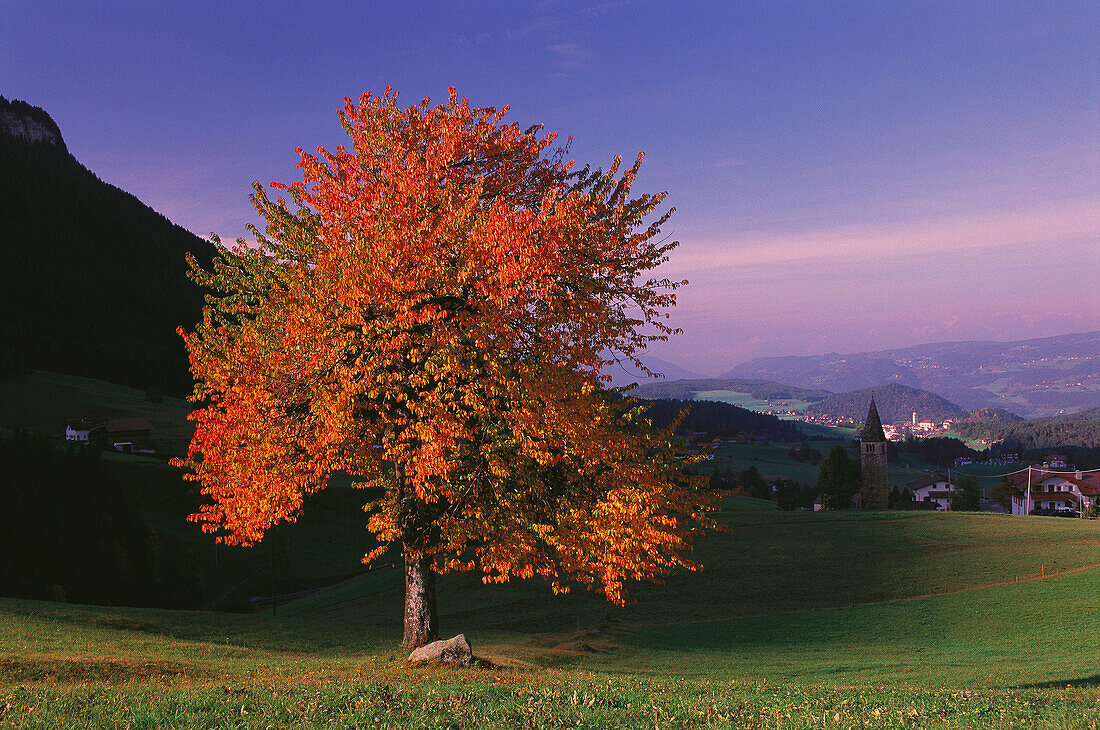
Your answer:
[692,389,814,414]
[0,371,194,457]
[4,503,1100,728]
[4,372,1100,727]
[707,439,943,492]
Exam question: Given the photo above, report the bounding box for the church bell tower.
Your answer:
[860,396,889,510]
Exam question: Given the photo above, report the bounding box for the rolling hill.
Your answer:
[803,382,968,423]
[956,405,1100,450]
[0,96,217,395]
[4,506,1100,726]
[723,332,1100,418]
[3,370,1098,724]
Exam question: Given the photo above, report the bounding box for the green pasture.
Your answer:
[692,389,813,413]
[706,441,828,485]
[791,420,860,440]
[4,373,1100,727]
[3,504,1100,727]
[705,439,944,491]
[0,370,194,456]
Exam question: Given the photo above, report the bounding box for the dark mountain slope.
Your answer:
[641,397,804,442]
[0,96,216,395]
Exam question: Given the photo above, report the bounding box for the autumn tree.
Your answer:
[175,88,716,648]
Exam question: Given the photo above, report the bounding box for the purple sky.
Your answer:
[3,1,1098,375]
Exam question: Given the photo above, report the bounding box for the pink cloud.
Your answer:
[661,197,1100,274]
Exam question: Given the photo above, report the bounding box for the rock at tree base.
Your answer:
[408,634,472,666]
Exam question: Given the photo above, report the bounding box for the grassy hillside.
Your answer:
[692,389,814,413]
[282,507,1100,651]
[0,370,194,456]
[5,372,1100,726]
[4,505,1100,727]
[0,373,382,611]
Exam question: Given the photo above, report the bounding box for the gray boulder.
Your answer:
[407,634,472,666]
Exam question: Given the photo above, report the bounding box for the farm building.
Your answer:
[64,417,154,453]
[64,418,105,444]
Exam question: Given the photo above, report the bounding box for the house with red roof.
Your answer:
[1006,470,1099,515]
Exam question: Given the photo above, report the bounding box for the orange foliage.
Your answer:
[174,88,717,605]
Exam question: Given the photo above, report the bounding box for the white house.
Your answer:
[64,417,154,453]
[1040,454,1072,470]
[1008,470,1099,515]
[907,472,955,510]
[65,419,105,443]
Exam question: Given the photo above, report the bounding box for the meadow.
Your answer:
[0,371,194,457]
[3,504,1100,728]
[3,373,1100,727]
[691,389,814,414]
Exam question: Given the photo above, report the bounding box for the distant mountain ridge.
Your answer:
[0,96,216,395]
[606,355,706,388]
[803,383,967,423]
[631,378,832,403]
[723,332,1100,418]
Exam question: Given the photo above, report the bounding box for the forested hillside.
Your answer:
[964,407,1024,424]
[0,96,216,395]
[956,406,1100,449]
[642,397,804,441]
[804,383,968,423]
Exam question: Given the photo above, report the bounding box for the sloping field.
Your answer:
[3,506,1099,727]
[0,370,193,456]
[690,389,813,413]
[708,441,938,489]
[280,508,1100,681]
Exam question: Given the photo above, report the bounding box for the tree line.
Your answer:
[642,398,805,441]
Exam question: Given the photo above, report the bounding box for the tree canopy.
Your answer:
[175,89,716,647]
[950,476,982,512]
[816,445,860,510]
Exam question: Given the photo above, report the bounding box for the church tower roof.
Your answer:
[860,396,887,442]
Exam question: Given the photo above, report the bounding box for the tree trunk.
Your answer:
[401,546,438,649]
